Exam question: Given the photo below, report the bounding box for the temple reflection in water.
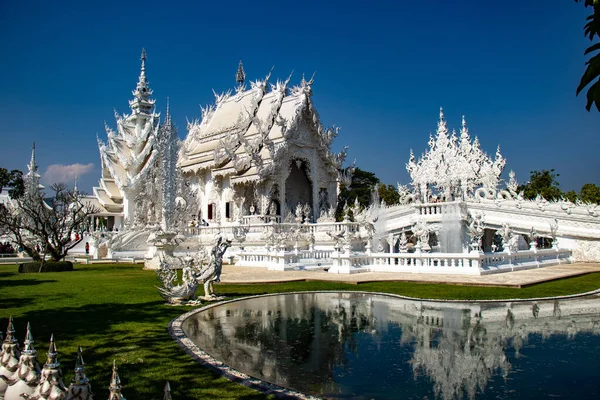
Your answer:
[182,293,600,399]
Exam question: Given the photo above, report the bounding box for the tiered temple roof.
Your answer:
[179,69,344,184]
[92,49,162,218]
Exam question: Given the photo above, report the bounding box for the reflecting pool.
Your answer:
[181,292,600,399]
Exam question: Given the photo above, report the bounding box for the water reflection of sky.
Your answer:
[181,293,600,399]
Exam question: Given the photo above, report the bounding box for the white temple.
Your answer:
[82,50,600,274]
[178,63,345,225]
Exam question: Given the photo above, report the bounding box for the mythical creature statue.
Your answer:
[196,236,232,299]
[156,255,203,304]
[466,213,485,252]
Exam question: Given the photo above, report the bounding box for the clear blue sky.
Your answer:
[0,0,598,193]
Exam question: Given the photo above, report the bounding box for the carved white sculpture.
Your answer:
[407,109,506,202]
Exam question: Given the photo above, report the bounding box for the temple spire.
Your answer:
[165,97,171,125]
[129,48,155,115]
[236,60,246,87]
[25,142,43,194]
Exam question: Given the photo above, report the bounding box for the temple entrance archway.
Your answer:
[285,160,313,216]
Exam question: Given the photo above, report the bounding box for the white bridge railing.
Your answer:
[236,246,572,275]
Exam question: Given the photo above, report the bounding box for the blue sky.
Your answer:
[0,0,598,193]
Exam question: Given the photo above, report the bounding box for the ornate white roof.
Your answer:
[406,109,506,195]
[179,71,345,182]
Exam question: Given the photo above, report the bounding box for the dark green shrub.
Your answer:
[18,261,74,273]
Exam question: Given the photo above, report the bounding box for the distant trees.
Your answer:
[580,183,600,203]
[576,0,600,111]
[0,170,99,261]
[0,168,24,198]
[519,169,563,200]
[335,167,400,220]
[377,184,400,206]
[518,169,600,204]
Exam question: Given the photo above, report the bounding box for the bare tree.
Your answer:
[0,182,99,261]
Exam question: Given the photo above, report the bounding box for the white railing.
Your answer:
[297,249,334,260]
[183,221,361,238]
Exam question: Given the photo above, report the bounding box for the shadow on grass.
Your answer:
[0,297,35,310]
[9,301,267,400]
[0,278,58,289]
[0,271,15,278]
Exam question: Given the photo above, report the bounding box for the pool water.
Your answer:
[182,292,600,399]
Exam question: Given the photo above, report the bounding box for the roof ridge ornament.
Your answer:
[236,60,246,93]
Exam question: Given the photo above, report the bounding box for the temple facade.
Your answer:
[178,64,346,225]
[90,51,346,230]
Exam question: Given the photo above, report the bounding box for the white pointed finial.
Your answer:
[236,60,245,85]
[462,115,466,128]
[439,107,444,121]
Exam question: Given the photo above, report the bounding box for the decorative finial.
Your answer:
[22,321,36,354]
[439,107,444,121]
[74,176,79,194]
[72,346,89,385]
[4,316,17,344]
[165,97,171,125]
[109,360,126,400]
[163,382,172,400]
[236,60,245,86]
[462,115,466,128]
[45,333,60,368]
[29,142,37,170]
[141,48,147,62]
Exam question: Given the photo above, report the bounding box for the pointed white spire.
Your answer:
[129,48,155,115]
[22,321,36,354]
[25,142,44,195]
[108,360,126,400]
[45,333,60,369]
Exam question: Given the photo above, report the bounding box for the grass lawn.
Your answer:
[1,263,599,399]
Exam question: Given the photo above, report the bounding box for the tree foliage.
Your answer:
[0,168,25,199]
[576,0,600,111]
[377,183,401,206]
[580,183,600,203]
[519,169,563,200]
[336,168,380,220]
[0,182,99,261]
[517,169,600,204]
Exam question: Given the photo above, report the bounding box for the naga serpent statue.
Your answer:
[156,236,232,304]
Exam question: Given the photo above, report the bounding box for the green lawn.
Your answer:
[1,263,599,399]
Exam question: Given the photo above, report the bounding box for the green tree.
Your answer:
[518,169,563,200]
[335,168,380,220]
[564,190,579,202]
[580,183,600,203]
[377,183,400,206]
[0,168,24,199]
[576,0,600,111]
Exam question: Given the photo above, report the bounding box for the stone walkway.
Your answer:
[220,263,600,288]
